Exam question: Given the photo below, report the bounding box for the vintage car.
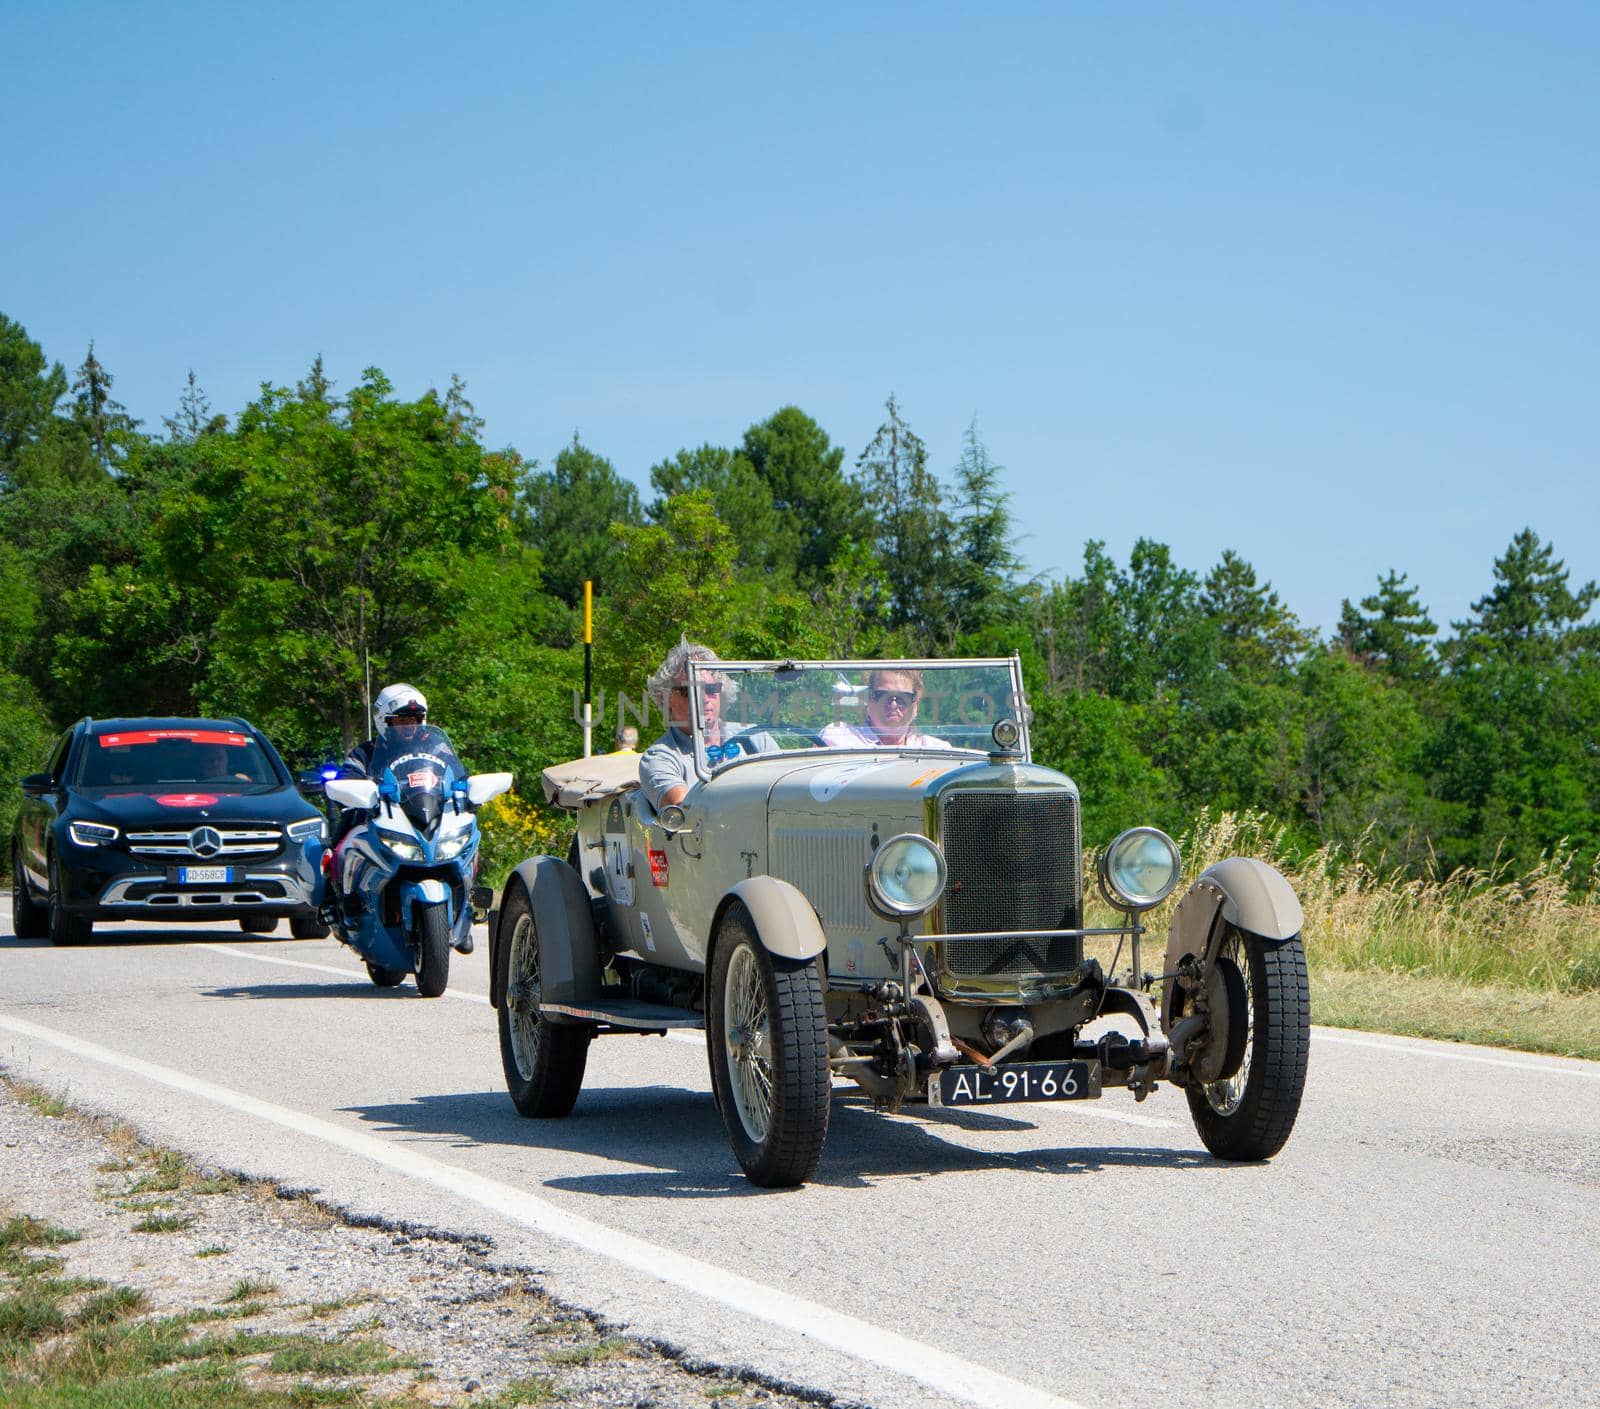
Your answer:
[488,658,1310,1187]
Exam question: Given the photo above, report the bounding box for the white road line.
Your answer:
[1312,1029,1599,1080]
[0,1013,1084,1409]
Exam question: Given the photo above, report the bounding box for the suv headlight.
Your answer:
[68,821,119,847]
[1098,827,1181,911]
[866,833,947,919]
[286,817,326,842]
[435,831,472,861]
[379,829,426,861]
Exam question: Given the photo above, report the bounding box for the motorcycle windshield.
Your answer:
[369,725,464,836]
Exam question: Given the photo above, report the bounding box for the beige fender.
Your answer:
[720,876,827,962]
[1161,857,1303,1031]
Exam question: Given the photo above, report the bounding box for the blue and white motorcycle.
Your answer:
[322,725,509,996]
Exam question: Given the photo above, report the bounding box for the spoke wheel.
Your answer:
[497,883,590,1117]
[1186,929,1310,1161]
[707,901,829,1188]
[12,846,48,939]
[413,901,451,997]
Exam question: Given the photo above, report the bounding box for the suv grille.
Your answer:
[937,789,1081,979]
[126,826,283,859]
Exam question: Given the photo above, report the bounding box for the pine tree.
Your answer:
[949,417,1021,635]
[1202,549,1310,674]
[1450,528,1598,665]
[1336,569,1437,680]
[69,341,141,470]
[162,370,225,442]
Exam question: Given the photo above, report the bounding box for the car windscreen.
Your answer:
[78,728,280,790]
[685,659,1028,771]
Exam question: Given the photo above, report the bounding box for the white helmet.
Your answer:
[373,682,428,737]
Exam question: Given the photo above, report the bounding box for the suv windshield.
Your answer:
[684,658,1028,778]
[79,728,279,790]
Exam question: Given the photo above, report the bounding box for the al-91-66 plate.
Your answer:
[931,1059,1102,1108]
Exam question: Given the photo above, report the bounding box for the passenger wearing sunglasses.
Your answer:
[821,669,952,750]
[639,641,774,808]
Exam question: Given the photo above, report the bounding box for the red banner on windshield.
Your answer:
[99,731,250,748]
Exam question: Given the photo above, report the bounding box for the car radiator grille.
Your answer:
[126,827,282,858]
[937,789,1082,979]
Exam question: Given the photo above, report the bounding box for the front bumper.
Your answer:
[58,843,324,921]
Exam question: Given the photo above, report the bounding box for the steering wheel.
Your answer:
[719,724,829,757]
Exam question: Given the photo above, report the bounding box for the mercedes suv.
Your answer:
[11,717,329,945]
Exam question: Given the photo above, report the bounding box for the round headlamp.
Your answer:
[1097,827,1181,912]
[866,833,947,919]
[991,718,1022,752]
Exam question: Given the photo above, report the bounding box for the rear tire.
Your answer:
[12,847,48,939]
[413,902,451,997]
[366,961,406,988]
[290,913,330,939]
[1186,931,1310,1161]
[497,880,590,1117]
[707,902,830,1188]
[46,857,92,947]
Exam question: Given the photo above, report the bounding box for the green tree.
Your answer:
[69,341,143,472]
[1201,549,1310,676]
[1449,528,1599,665]
[163,369,227,442]
[1336,569,1438,682]
[854,394,953,644]
[740,406,862,584]
[648,443,791,576]
[948,417,1021,637]
[522,434,643,606]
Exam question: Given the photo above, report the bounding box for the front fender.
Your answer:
[399,877,451,933]
[718,876,826,963]
[490,856,599,1012]
[1161,857,1303,1032]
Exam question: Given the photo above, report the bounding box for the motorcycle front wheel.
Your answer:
[413,902,451,998]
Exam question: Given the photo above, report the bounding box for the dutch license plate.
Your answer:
[179,866,233,884]
[935,1059,1100,1107]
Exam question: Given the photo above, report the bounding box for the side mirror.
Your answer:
[325,778,380,810]
[466,771,513,807]
[21,773,55,798]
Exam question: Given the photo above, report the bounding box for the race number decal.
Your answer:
[648,849,669,887]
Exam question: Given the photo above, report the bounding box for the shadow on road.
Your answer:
[2,927,296,950]
[342,1086,1213,1196]
[203,982,405,1001]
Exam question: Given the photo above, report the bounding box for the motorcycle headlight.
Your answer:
[68,820,119,847]
[1098,827,1181,911]
[379,830,426,862]
[866,833,947,919]
[435,831,472,861]
[286,817,326,843]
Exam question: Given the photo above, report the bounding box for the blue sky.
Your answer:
[4,1,1595,633]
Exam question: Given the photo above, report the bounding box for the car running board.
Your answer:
[539,999,705,1031]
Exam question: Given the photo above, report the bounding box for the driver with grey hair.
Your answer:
[639,640,773,808]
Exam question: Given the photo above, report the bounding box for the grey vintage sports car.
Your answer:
[489,658,1310,1187]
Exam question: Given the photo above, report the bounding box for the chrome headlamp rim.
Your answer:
[865,831,948,920]
[1097,826,1181,913]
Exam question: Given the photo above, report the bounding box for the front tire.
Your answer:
[497,881,590,1117]
[46,857,92,947]
[12,847,48,939]
[413,902,451,997]
[707,902,830,1188]
[1185,930,1310,1161]
[239,917,277,935]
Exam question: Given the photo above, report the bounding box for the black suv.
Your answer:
[11,717,330,945]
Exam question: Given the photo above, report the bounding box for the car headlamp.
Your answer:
[379,829,426,862]
[68,821,119,847]
[1097,827,1181,911]
[286,817,326,843]
[435,831,472,861]
[866,833,947,919]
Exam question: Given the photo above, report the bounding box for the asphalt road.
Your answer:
[2,896,1597,1409]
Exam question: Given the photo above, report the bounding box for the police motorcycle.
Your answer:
[322,724,509,996]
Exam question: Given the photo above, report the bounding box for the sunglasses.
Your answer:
[385,713,424,724]
[870,689,917,709]
[672,683,722,696]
